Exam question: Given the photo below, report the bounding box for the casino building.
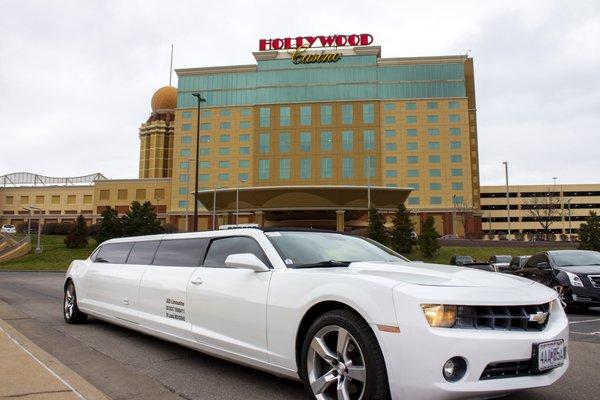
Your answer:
[0,37,482,236]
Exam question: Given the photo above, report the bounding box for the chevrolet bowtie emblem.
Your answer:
[528,311,549,324]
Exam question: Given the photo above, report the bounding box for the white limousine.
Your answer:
[64,228,569,400]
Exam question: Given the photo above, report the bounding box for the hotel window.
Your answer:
[300,106,311,126]
[430,183,441,190]
[83,195,92,204]
[449,114,460,122]
[385,156,397,164]
[200,135,211,143]
[300,158,311,179]
[279,159,291,179]
[279,106,291,126]
[201,123,211,130]
[408,197,420,205]
[179,200,188,208]
[405,102,417,110]
[259,133,270,153]
[5,195,13,205]
[199,174,210,181]
[450,128,461,136]
[429,155,441,163]
[408,183,420,190]
[201,110,211,118]
[363,130,375,150]
[450,141,461,149]
[279,133,291,153]
[117,189,127,200]
[427,101,438,110]
[258,160,270,179]
[179,187,188,195]
[180,149,191,157]
[384,103,396,110]
[180,161,189,169]
[239,160,250,168]
[407,156,419,164]
[182,111,192,119]
[430,196,442,205]
[429,169,441,177]
[451,154,462,163]
[300,132,311,152]
[384,116,396,124]
[426,115,439,123]
[240,134,250,142]
[259,107,270,127]
[364,156,375,178]
[321,158,333,178]
[67,195,76,204]
[363,104,374,124]
[451,168,463,176]
[384,130,396,137]
[220,109,231,117]
[219,134,230,142]
[342,157,354,178]
[35,195,44,204]
[182,123,192,131]
[321,131,333,151]
[406,129,417,137]
[386,183,398,188]
[385,142,397,151]
[239,121,250,129]
[155,188,165,200]
[219,161,230,168]
[453,195,464,205]
[451,182,463,190]
[219,148,230,156]
[407,142,418,150]
[240,108,251,117]
[448,101,460,109]
[342,104,353,124]
[199,161,210,168]
[406,115,417,124]
[98,191,108,201]
[239,147,250,155]
[321,105,332,125]
[136,189,146,200]
[239,172,249,181]
[385,170,397,178]
[428,142,440,150]
[342,131,353,151]
[181,136,192,144]
[427,128,439,136]
[407,169,419,178]
[218,173,229,181]
[200,148,210,156]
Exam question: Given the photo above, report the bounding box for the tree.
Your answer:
[579,211,600,251]
[64,215,89,248]
[391,204,414,254]
[418,215,440,258]
[367,207,387,245]
[122,201,164,237]
[523,188,562,241]
[95,206,123,244]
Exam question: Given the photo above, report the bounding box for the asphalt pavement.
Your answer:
[0,271,599,400]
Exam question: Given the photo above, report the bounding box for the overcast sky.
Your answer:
[1,0,599,186]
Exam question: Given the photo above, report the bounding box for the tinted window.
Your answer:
[126,241,160,265]
[204,237,270,268]
[95,243,134,264]
[152,238,209,267]
[525,255,541,268]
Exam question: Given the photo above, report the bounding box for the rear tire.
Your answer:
[64,281,87,324]
[300,309,390,400]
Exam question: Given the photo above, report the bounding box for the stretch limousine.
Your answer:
[64,228,569,400]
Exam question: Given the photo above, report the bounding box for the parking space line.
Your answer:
[571,331,600,336]
[568,318,600,325]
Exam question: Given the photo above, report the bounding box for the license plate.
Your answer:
[534,339,566,371]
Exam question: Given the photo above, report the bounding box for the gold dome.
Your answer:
[151,86,177,111]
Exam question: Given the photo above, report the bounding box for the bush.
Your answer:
[367,207,387,245]
[16,221,39,234]
[162,223,179,234]
[418,216,440,258]
[88,223,100,237]
[42,222,73,235]
[547,233,556,242]
[391,204,414,255]
[514,232,525,241]
[559,233,568,242]
[64,215,89,248]
[579,211,600,251]
[486,232,495,240]
[498,233,507,241]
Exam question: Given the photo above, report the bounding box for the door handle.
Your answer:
[190,278,203,285]
[123,297,130,305]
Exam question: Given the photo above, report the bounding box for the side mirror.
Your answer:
[225,253,270,272]
[537,262,550,270]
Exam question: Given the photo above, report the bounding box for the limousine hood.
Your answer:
[346,261,534,288]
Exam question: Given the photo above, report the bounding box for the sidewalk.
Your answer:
[0,320,109,400]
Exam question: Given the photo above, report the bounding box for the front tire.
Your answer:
[300,309,390,400]
[64,281,87,324]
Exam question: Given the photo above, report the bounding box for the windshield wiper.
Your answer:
[294,260,352,269]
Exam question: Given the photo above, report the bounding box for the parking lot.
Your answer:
[1,271,599,400]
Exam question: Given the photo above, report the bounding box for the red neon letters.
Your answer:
[259,34,374,51]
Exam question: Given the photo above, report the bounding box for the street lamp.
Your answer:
[212,184,223,230]
[185,158,192,231]
[23,205,43,253]
[191,92,206,232]
[502,161,511,240]
[565,198,572,241]
[366,149,373,209]
[236,178,247,225]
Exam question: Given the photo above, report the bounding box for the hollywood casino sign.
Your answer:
[258,34,374,64]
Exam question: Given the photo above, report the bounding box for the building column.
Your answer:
[336,210,345,232]
[254,211,264,227]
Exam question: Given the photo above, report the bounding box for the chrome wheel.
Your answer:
[64,284,75,320]
[553,285,567,308]
[307,325,366,400]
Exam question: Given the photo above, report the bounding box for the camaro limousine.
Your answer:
[64,228,569,400]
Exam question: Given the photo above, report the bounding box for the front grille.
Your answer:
[454,303,550,331]
[588,275,600,288]
[480,359,551,380]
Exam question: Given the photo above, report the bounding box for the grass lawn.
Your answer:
[0,235,97,271]
[409,246,549,264]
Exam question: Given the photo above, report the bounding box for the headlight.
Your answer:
[421,304,457,327]
[565,271,584,287]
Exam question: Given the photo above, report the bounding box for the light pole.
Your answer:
[212,185,222,230]
[236,178,247,225]
[23,206,43,253]
[366,150,372,209]
[191,92,206,232]
[565,198,572,240]
[502,161,511,240]
[553,177,558,186]
[185,158,192,231]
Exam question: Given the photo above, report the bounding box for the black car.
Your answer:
[514,250,600,309]
[507,255,531,272]
[449,255,475,266]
